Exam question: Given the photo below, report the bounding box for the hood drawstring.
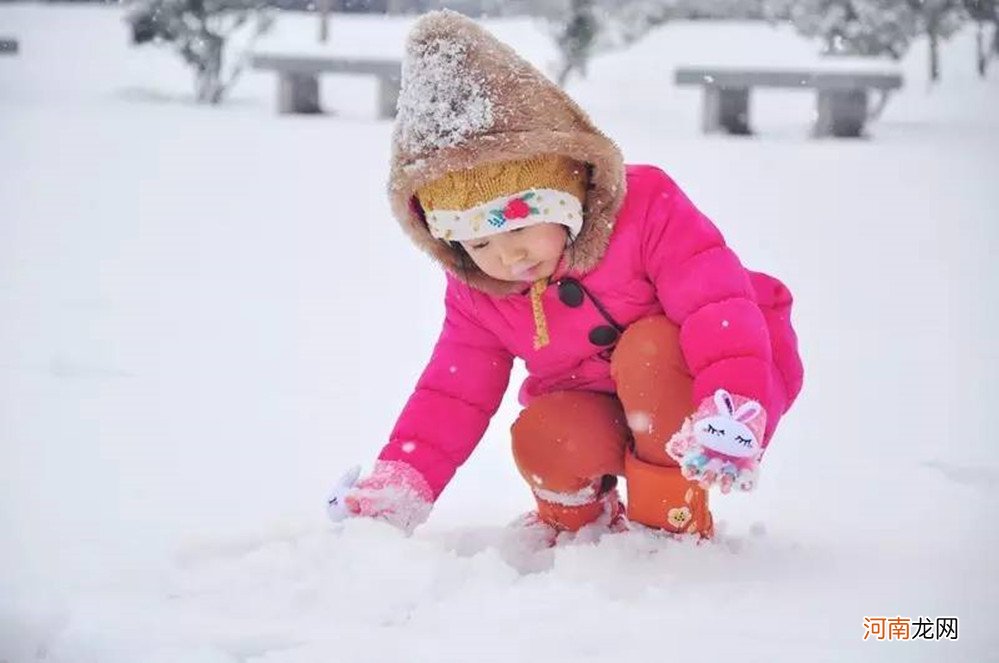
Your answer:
[530,278,550,350]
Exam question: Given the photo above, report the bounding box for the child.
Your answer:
[326,10,803,541]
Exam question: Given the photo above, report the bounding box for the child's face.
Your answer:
[459,223,568,283]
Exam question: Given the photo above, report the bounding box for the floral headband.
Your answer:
[425,188,584,243]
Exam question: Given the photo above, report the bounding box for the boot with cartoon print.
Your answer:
[624,451,713,539]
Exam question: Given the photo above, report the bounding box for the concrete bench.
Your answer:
[675,67,903,138]
[250,53,401,119]
[0,37,18,55]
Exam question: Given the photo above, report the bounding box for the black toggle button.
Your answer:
[557,279,584,307]
[589,325,619,346]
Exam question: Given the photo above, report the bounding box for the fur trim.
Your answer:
[388,10,626,296]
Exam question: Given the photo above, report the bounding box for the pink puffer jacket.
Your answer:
[378,165,803,499]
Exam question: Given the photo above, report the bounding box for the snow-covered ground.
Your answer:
[2,5,998,661]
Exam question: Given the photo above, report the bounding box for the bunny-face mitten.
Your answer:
[666,389,768,493]
[326,461,433,534]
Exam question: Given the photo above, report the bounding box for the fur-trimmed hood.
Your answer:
[388,10,626,296]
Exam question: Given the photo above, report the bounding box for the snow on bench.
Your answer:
[0,37,18,55]
[675,67,903,138]
[250,53,401,119]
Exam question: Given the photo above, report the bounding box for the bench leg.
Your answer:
[377,76,401,119]
[278,73,321,114]
[703,87,751,135]
[814,89,868,138]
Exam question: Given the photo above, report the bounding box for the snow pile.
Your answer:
[0,519,859,662]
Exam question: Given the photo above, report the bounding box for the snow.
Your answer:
[397,34,494,153]
[626,410,653,434]
[2,5,998,662]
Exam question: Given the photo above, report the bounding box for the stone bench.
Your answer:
[674,67,903,138]
[250,53,401,119]
[0,37,18,55]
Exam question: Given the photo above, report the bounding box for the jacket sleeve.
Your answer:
[377,276,514,499]
[640,169,776,431]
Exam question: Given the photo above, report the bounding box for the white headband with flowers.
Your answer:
[426,188,584,242]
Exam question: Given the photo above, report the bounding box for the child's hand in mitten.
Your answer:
[665,389,767,494]
[325,460,433,534]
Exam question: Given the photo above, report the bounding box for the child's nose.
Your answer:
[499,243,527,266]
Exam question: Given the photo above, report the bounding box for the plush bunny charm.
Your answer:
[666,389,767,493]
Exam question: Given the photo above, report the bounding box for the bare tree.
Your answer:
[965,0,998,75]
[544,0,677,88]
[552,0,600,86]
[906,0,966,81]
[126,0,274,104]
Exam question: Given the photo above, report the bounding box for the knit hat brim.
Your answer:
[391,128,625,296]
[416,154,588,243]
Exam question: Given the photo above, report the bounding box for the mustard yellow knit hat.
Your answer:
[416,155,588,242]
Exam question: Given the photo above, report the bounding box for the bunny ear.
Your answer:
[339,465,362,489]
[734,400,763,423]
[714,389,735,416]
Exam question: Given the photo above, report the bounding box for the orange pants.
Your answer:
[511,316,712,536]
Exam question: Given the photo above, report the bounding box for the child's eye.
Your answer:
[735,435,753,447]
[470,241,489,250]
[511,227,525,233]
[705,424,725,436]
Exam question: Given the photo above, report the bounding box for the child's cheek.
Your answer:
[539,233,565,260]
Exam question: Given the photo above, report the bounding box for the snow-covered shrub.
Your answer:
[785,0,967,81]
[785,0,918,59]
[543,0,786,88]
[543,0,677,87]
[126,0,275,104]
[551,0,600,86]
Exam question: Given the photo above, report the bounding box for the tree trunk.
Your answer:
[195,32,224,104]
[556,60,574,87]
[975,21,985,78]
[929,26,940,82]
[195,71,220,103]
[318,0,331,43]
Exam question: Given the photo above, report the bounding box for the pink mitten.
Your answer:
[326,460,433,534]
[665,389,767,493]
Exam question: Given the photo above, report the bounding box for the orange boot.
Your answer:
[625,452,713,537]
[611,316,715,538]
[535,487,623,532]
[507,486,626,551]
[510,391,630,535]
